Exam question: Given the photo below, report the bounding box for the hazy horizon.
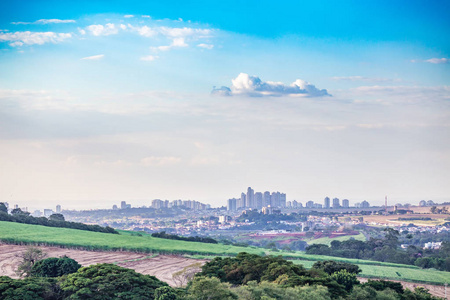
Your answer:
[1,1,449,211]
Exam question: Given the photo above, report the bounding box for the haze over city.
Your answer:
[1,1,449,211]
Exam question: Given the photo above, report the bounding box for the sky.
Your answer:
[0,0,449,210]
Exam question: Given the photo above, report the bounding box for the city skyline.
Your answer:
[1,1,449,210]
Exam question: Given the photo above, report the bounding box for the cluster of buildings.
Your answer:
[227,187,286,211]
[31,205,61,217]
[227,191,371,211]
[112,200,211,211]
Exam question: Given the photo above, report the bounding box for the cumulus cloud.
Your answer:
[212,73,330,97]
[81,54,104,60]
[124,15,134,18]
[11,19,76,25]
[86,23,118,36]
[0,31,72,46]
[158,26,211,38]
[197,43,214,49]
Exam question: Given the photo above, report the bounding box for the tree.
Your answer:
[186,276,237,300]
[0,202,7,213]
[330,269,359,292]
[48,214,65,222]
[154,286,178,300]
[16,247,47,277]
[59,263,167,299]
[312,260,361,275]
[31,256,81,278]
[0,276,59,300]
[172,262,202,287]
[11,208,30,216]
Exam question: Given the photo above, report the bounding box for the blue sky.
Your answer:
[0,0,449,210]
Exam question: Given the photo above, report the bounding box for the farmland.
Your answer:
[1,221,450,286]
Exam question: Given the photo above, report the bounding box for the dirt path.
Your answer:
[359,277,448,299]
[0,243,207,286]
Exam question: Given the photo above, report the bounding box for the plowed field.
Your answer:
[0,243,207,286]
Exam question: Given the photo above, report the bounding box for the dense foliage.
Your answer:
[0,206,118,234]
[152,231,218,244]
[31,256,81,278]
[306,228,450,271]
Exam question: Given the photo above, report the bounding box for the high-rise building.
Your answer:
[292,200,298,208]
[240,193,246,208]
[227,198,237,211]
[271,192,280,207]
[120,201,127,209]
[332,198,340,208]
[255,192,263,209]
[280,193,286,208]
[247,187,254,208]
[306,200,314,208]
[263,191,271,207]
[342,199,349,208]
[324,197,330,209]
[56,205,61,213]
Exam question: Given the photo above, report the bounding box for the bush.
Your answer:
[31,256,81,278]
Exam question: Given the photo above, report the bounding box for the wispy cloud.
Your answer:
[212,73,330,97]
[141,156,181,166]
[0,31,72,46]
[197,43,214,50]
[411,58,449,64]
[81,54,104,60]
[124,15,134,18]
[140,55,158,61]
[11,19,76,25]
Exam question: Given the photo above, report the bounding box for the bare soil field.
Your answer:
[362,213,447,226]
[0,243,207,286]
[358,277,448,299]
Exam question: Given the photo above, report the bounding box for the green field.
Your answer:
[308,232,366,246]
[1,221,449,285]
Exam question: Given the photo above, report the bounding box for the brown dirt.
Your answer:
[358,277,448,299]
[0,243,207,286]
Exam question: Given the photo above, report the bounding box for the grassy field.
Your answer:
[1,221,449,285]
[307,232,366,246]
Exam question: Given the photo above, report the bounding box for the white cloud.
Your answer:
[11,19,76,25]
[152,37,188,52]
[411,58,449,64]
[81,54,104,60]
[140,55,158,61]
[425,58,449,64]
[86,23,118,36]
[0,31,72,46]
[141,156,181,166]
[197,43,214,50]
[132,25,157,37]
[158,27,211,38]
[124,15,135,18]
[141,15,151,18]
[119,24,127,30]
[212,73,330,97]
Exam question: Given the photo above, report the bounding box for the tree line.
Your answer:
[151,231,218,244]
[0,203,118,234]
[306,228,450,271]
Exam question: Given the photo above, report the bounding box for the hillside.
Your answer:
[0,221,449,285]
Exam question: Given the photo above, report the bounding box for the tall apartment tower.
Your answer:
[240,193,247,208]
[56,205,61,213]
[332,198,340,208]
[342,199,349,208]
[324,197,330,209]
[247,187,255,208]
[255,192,263,209]
[280,193,287,208]
[227,198,237,211]
[263,191,271,207]
[120,201,127,209]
